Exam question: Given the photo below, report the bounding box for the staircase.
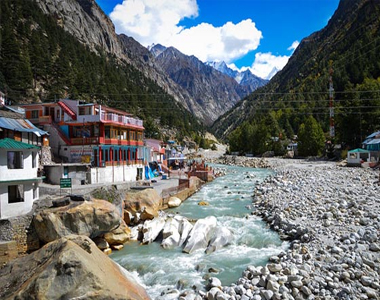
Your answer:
[49,122,72,146]
[58,100,77,120]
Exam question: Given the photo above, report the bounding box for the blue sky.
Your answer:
[96,0,340,79]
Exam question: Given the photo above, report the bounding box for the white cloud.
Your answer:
[249,52,290,80]
[287,40,299,52]
[109,0,262,63]
[110,0,199,46]
[170,19,262,62]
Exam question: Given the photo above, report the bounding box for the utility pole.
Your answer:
[329,61,335,139]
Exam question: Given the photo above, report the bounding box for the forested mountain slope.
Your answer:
[0,0,203,138]
[212,0,380,151]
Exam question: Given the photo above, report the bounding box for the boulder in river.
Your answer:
[183,216,217,254]
[0,235,150,300]
[206,226,234,254]
[142,216,166,244]
[168,196,182,208]
[161,217,181,249]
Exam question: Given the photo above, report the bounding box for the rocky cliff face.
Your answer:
[152,46,253,123]
[35,0,125,59]
[33,0,236,124]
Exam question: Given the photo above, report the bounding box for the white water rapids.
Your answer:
[111,164,288,299]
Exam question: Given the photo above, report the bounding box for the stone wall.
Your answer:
[0,214,40,258]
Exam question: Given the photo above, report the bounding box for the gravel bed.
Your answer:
[178,158,380,300]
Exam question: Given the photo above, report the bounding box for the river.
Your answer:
[111,164,288,299]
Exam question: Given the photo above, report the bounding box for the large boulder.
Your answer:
[205,226,234,254]
[0,235,150,300]
[33,199,121,244]
[103,219,131,246]
[182,216,217,254]
[177,216,193,247]
[124,189,161,222]
[142,216,166,244]
[161,217,181,249]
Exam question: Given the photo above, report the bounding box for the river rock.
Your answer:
[142,216,166,244]
[168,196,182,208]
[124,188,161,222]
[33,199,121,244]
[183,216,217,254]
[103,219,131,245]
[178,216,193,247]
[93,237,109,250]
[205,226,234,254]
[161,217,181,249]
[0,235,150,300]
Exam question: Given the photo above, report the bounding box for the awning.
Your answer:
[0,138,39,149]
[366,131,380,139]
[348,148,370,153]
[0,117,48,136]
[365,138,380,145]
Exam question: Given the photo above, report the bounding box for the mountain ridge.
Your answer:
[212,0,380,149]
[150,44,258,124]
[205,61,268,88]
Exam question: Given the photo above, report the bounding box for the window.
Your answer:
[79,107,86,115]
[7,151,24,169]
[8,185,24,203]
[31,110,39,119]
[32,152,37,168]
[105,126,110,139]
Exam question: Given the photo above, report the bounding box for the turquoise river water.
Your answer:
[111,164,288,299]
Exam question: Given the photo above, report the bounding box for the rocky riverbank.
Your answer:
[199,158,380,300]
[208,155,270,169]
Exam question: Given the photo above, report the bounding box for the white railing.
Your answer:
[100,112,143,127]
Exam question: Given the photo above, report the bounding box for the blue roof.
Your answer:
[366,131,380,139]
[0,117,48,137]
[365,138,380,145]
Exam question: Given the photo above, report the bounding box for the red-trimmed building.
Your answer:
[17,99,148,184]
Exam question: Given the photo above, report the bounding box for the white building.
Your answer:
[0,138,42,219]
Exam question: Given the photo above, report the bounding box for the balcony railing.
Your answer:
[100,112,143,127]
[71,137,100,145]
[38,115,52,124]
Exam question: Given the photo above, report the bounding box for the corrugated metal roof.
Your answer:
[365,138,380,145]
[0,138,39,149]
[366,131,380,139]
[0,117,48,136]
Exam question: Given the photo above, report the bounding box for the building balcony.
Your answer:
[39,115,52,124]
[100,112,143,128]
[70,137,100,145]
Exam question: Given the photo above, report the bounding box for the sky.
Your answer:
[96,0,340,80]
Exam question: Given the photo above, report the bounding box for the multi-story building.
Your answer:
[0,106,47,219]
[18,99,148,184]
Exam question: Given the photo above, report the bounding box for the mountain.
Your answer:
[151,45,254,124]
[206,61,268,91]
[212,0,380,150]
[0,0,207,139]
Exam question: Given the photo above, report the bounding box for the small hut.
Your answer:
[347,148,371,167]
